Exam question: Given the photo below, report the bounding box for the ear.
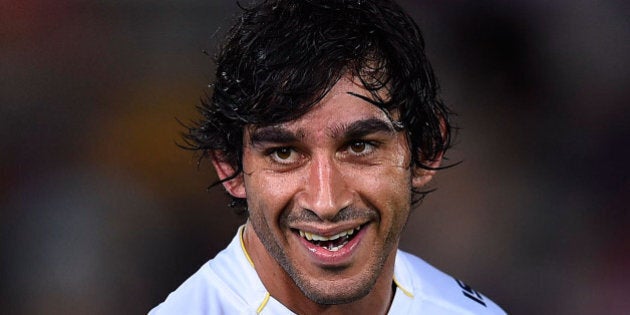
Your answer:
[411,152,443,189]
[210,151,246,199]
[413,116,449,188]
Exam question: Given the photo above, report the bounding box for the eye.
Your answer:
[275,147,292,160]
[268,147,301,165]
[349,141,367,154]
[346,140,376,156]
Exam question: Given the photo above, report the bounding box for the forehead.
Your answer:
[248,76,395,137]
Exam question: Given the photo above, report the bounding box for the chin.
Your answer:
[295,273,377,305]
[303,287,372,305]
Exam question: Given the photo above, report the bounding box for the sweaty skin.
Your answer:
[212,76,438,315]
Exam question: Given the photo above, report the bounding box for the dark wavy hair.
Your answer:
[182,0,454,211]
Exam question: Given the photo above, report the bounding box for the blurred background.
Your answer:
[1,0,628,314]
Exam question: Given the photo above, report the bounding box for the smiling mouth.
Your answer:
[297,226,362,252]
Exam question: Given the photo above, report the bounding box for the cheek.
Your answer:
[346,165,412,210]
[244,171,300,216]
[242,154,279,210]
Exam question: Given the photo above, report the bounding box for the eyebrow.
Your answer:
[248,126,302,146]
[249,117,396,147]
[332,118,397,140]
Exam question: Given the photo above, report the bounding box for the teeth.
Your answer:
[299,230,313,241]
[326,240,349,252]
[298,226,360,242]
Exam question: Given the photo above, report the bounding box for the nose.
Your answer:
[296,154,353,221]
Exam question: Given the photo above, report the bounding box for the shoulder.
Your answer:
[149,227,267,315]
[148,262,241,315]
[394,250,507,314]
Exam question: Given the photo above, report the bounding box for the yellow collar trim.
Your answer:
[393,275,414,298]
[256,292,271,314]
[239,225,255,267]
[239,225,269,313]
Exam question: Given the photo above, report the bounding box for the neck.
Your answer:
[243,222,398,315]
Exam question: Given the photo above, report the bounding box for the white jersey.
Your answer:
[150,226,506,314]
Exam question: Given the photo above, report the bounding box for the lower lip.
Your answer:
[296,226,367,267]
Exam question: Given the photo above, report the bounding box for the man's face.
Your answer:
[240,76,415,304]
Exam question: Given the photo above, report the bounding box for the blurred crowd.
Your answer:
[1,0,628,314]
